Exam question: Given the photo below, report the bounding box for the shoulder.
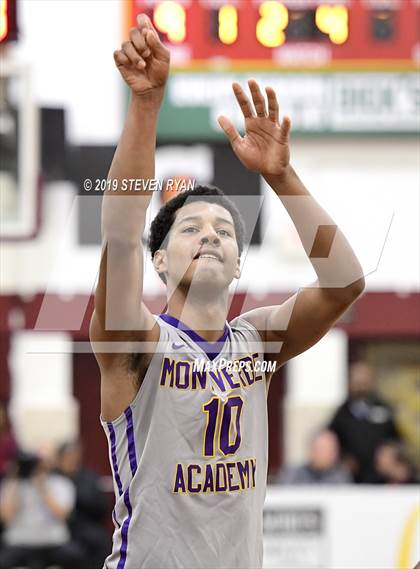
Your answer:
[114,314,173,376]
[229,315,264,343]
[229,316,266,357]
[129,315,171,371]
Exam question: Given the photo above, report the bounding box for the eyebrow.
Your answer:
[177,215,234,227]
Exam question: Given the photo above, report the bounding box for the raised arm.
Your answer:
[218,80,365,373]
[90,15,169,419]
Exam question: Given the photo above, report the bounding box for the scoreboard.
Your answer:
[128,0,419,69]
[124,1,420,138]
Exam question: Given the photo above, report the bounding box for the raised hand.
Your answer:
[113,14,170,97]
[218,79,291,177]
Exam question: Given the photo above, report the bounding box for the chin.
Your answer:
[185,273,229,296]
[172,264,232,294]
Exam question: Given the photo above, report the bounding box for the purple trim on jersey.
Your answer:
[124,407,138,476]
[117,487,132,569]
[107,422,123,497]
[159,313,229,360]
[114,408,138,568]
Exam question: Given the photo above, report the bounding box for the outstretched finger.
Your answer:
[217,115,242,147]
[232,83,254,119]
[265,86,279,123]
[280,116,292,142]
[248,79,267,118]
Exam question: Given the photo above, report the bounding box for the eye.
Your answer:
[182,226,199,233]
[217,229,231,237]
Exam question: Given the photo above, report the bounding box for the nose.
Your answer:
[200,225,220,246]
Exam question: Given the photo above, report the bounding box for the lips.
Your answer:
[193,249,223,262]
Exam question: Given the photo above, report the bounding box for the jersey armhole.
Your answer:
[99,317,169,427]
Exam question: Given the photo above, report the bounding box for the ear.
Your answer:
[153,249,168,278]
[234,256,241,279]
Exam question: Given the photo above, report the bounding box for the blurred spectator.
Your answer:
[0,402,17,481]
[366,441,418,485]
[328,362,401,483]
[55,440,109,569]
[276,430,352,484]
[0,450,84,569]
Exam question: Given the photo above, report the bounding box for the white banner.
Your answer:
[168,72,419,134]
[264,486,420,569]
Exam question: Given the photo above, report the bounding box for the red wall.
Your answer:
[0,291,419,477]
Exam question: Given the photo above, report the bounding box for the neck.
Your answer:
[165,287,229,342]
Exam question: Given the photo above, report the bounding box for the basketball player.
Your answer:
[90,14,365,569]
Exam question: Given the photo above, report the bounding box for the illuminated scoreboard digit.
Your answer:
[0,0,18,44]
[316,5,350,44]
[256,2,289,47]
[127,1,418,68]
[217,5,238,45]
[153,0,186,43]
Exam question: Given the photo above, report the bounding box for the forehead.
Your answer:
[173,200,234,225]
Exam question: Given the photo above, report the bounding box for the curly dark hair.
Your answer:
[148,185,246,283]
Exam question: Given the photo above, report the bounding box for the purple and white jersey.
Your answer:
[101,314,269,569]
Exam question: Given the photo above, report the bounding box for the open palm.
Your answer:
[218,80,291,176]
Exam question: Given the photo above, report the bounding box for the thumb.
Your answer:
[217,116,241,147]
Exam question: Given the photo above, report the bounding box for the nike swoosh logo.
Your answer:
[172,342,185,350]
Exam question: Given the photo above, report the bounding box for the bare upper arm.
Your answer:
[240,281,363,372]
[90,237,160,420]
[90,240,159,368]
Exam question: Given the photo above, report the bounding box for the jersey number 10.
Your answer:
[202,395,244,458]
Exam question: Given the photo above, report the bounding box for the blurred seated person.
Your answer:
[55,440,109,568]
[0,402,17,482]
[276,429,352,484]
[328,361,401,483]
[0,450,84,569]
[365,441,418,485]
